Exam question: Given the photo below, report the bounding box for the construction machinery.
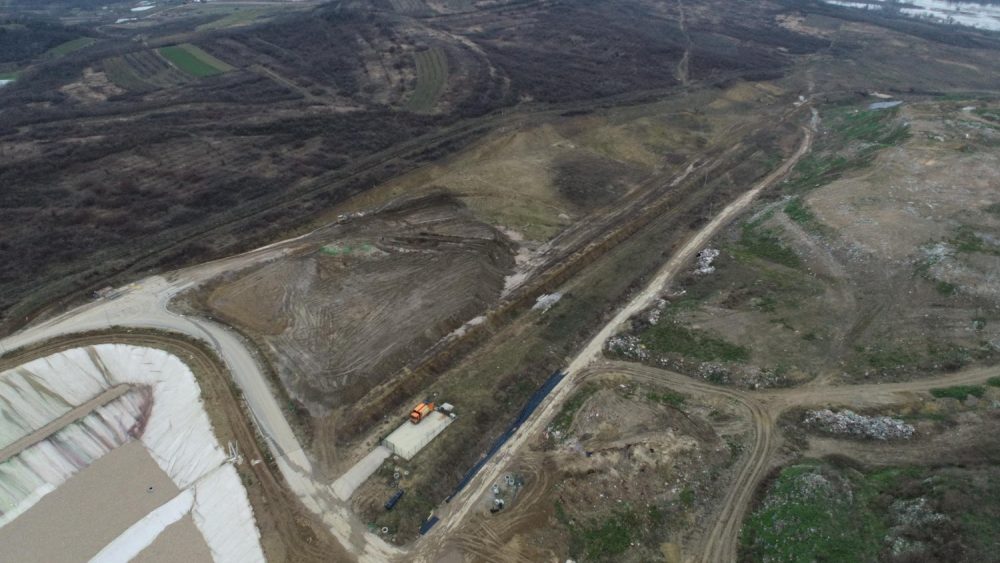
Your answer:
[409,402,434,424]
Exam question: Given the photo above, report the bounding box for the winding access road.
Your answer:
[411,106,819,561]
[1,100,819,563]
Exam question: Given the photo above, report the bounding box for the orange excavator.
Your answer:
[409,402,434,424]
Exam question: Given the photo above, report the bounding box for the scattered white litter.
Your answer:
[869,100,903,110]
[90,489,194,563]
[694,248,720,275]
[532,293,563,312]
[448,315,487,339]
[804,409,914,440]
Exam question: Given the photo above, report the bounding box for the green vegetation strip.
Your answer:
[736,220,801,269]
[929,385,985,400]
[197,8,272,31]
[641,321,749,363]
[158,44,233,77]
[781,106,910,196]
[549,384,598,435]
[405,47,448,113]
[646,389,685,407]
[102,56,151,91]
[556,502,647,560]
[46,37,97,58]
[950,225,1000,256]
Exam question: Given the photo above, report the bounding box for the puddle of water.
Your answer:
[869,100,903,110]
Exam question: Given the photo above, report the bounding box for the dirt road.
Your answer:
[409,106,819,561]
[593,360,1000,563]
[0,100,820,563]
[0,241,402,563]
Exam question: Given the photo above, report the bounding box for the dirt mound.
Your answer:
[205,195,514,415]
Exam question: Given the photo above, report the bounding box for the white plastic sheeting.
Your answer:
[95,346,226,489]
[0,348,111,449]
[192,465,265,563]
[0,345,265,562]
[0,389,147,527]
[90,489,194,563]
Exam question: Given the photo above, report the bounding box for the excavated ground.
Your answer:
[191,194,514,421]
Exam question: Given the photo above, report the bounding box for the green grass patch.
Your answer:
[646,389,685,407]
[832,107,910,145]
[46,37,97,58]
[974,108,1000,123]
[781,153,853,193]
[935,280,958,296]
[320,243,374,256]
[780,105,909,195]
[158,44,233,77]
[559,505,642,560]
[579,510,638,559]
[740,462,887,562]
[549,384,598,435]
[929,385,985,400]
[641,321,749,363]
[863,344,920,371]
[197,8,272,31]
[745,461,1000,563]
[783,197,818,226]
[678,487,695,508]
[984,202,1000,217]
[736,223,801,269]
[102,56,152,91]
[405,47,448,113]
[987,376,1000,387]
[950,225,1000,255]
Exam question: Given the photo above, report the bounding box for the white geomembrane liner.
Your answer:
[193,464,264,563]
[0,344,264,562]
[0,347,111,449]
[90,489,195,563]
[0,390,146,527]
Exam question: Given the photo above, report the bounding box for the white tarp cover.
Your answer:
[0,345,264,562]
